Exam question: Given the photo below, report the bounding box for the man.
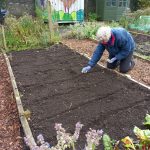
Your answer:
[81,26,135,74]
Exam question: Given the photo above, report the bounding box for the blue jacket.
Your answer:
[88,28,135,67]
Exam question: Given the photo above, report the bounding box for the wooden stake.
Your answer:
[47,0,54,42]
[1,25,7,50]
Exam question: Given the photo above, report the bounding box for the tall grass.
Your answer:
[0,14,60,52]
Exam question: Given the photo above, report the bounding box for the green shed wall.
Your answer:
[103,6,118,21]
[96,0,130,21]
[96,0,105,20]
[103,6,127,21]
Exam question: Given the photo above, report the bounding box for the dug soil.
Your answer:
[9,44,150,149]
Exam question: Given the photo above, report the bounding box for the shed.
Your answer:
[96,0,130,21]
[35,0,84,23]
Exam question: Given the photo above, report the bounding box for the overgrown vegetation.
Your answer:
[87,13,98,22]
[119,7,150,32]
[137,0,150,9]
[0,14,60,52]
[64,21,120,40]
[130,0,150,11]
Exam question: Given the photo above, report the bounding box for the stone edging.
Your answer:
[3,52,36,149]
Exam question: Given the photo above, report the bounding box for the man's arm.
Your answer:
[88,44,105,67]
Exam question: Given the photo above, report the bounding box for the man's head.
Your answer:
[96,26,111,43]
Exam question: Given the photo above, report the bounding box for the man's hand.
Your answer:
[107,57,117,63]
[81,66,92,73]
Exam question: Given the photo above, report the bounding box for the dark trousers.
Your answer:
[107,51,134,73]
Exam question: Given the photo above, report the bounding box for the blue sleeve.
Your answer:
[115,38,132,60]
[88,44,105,67]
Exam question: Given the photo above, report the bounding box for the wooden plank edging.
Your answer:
[3,51,36,149]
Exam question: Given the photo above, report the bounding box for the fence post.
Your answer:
[1,24,7,50]
[47,0,54,42]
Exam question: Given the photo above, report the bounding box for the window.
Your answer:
[119,0,128,7]
[106,0,117,7]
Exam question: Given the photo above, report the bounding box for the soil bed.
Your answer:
[9,44,150,149]
[131,32,150,56]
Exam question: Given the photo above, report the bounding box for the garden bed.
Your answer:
[9,44,150,149]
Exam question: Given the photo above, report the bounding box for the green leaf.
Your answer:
[103,134,113,150]
[143,114,150,126]
[133,126,150,144]
[121,136,136,150]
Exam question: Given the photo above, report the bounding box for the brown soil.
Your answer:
[9,44,150,149]
[0,54,22,150]
[131,32,150,56]
[62,39,150,86]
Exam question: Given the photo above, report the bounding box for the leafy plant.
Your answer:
[121,136,136,150]
[121,114,150,150]
[103,134,113,150]
[24,122,84,150]
[133,126,150,149]
[24,114,150,150]
[143,114,150,126]
[119,8,132,29]
[87,13,97,22]
[24,122,104,150]
[119,16,130,29]
[85,128,103,150]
